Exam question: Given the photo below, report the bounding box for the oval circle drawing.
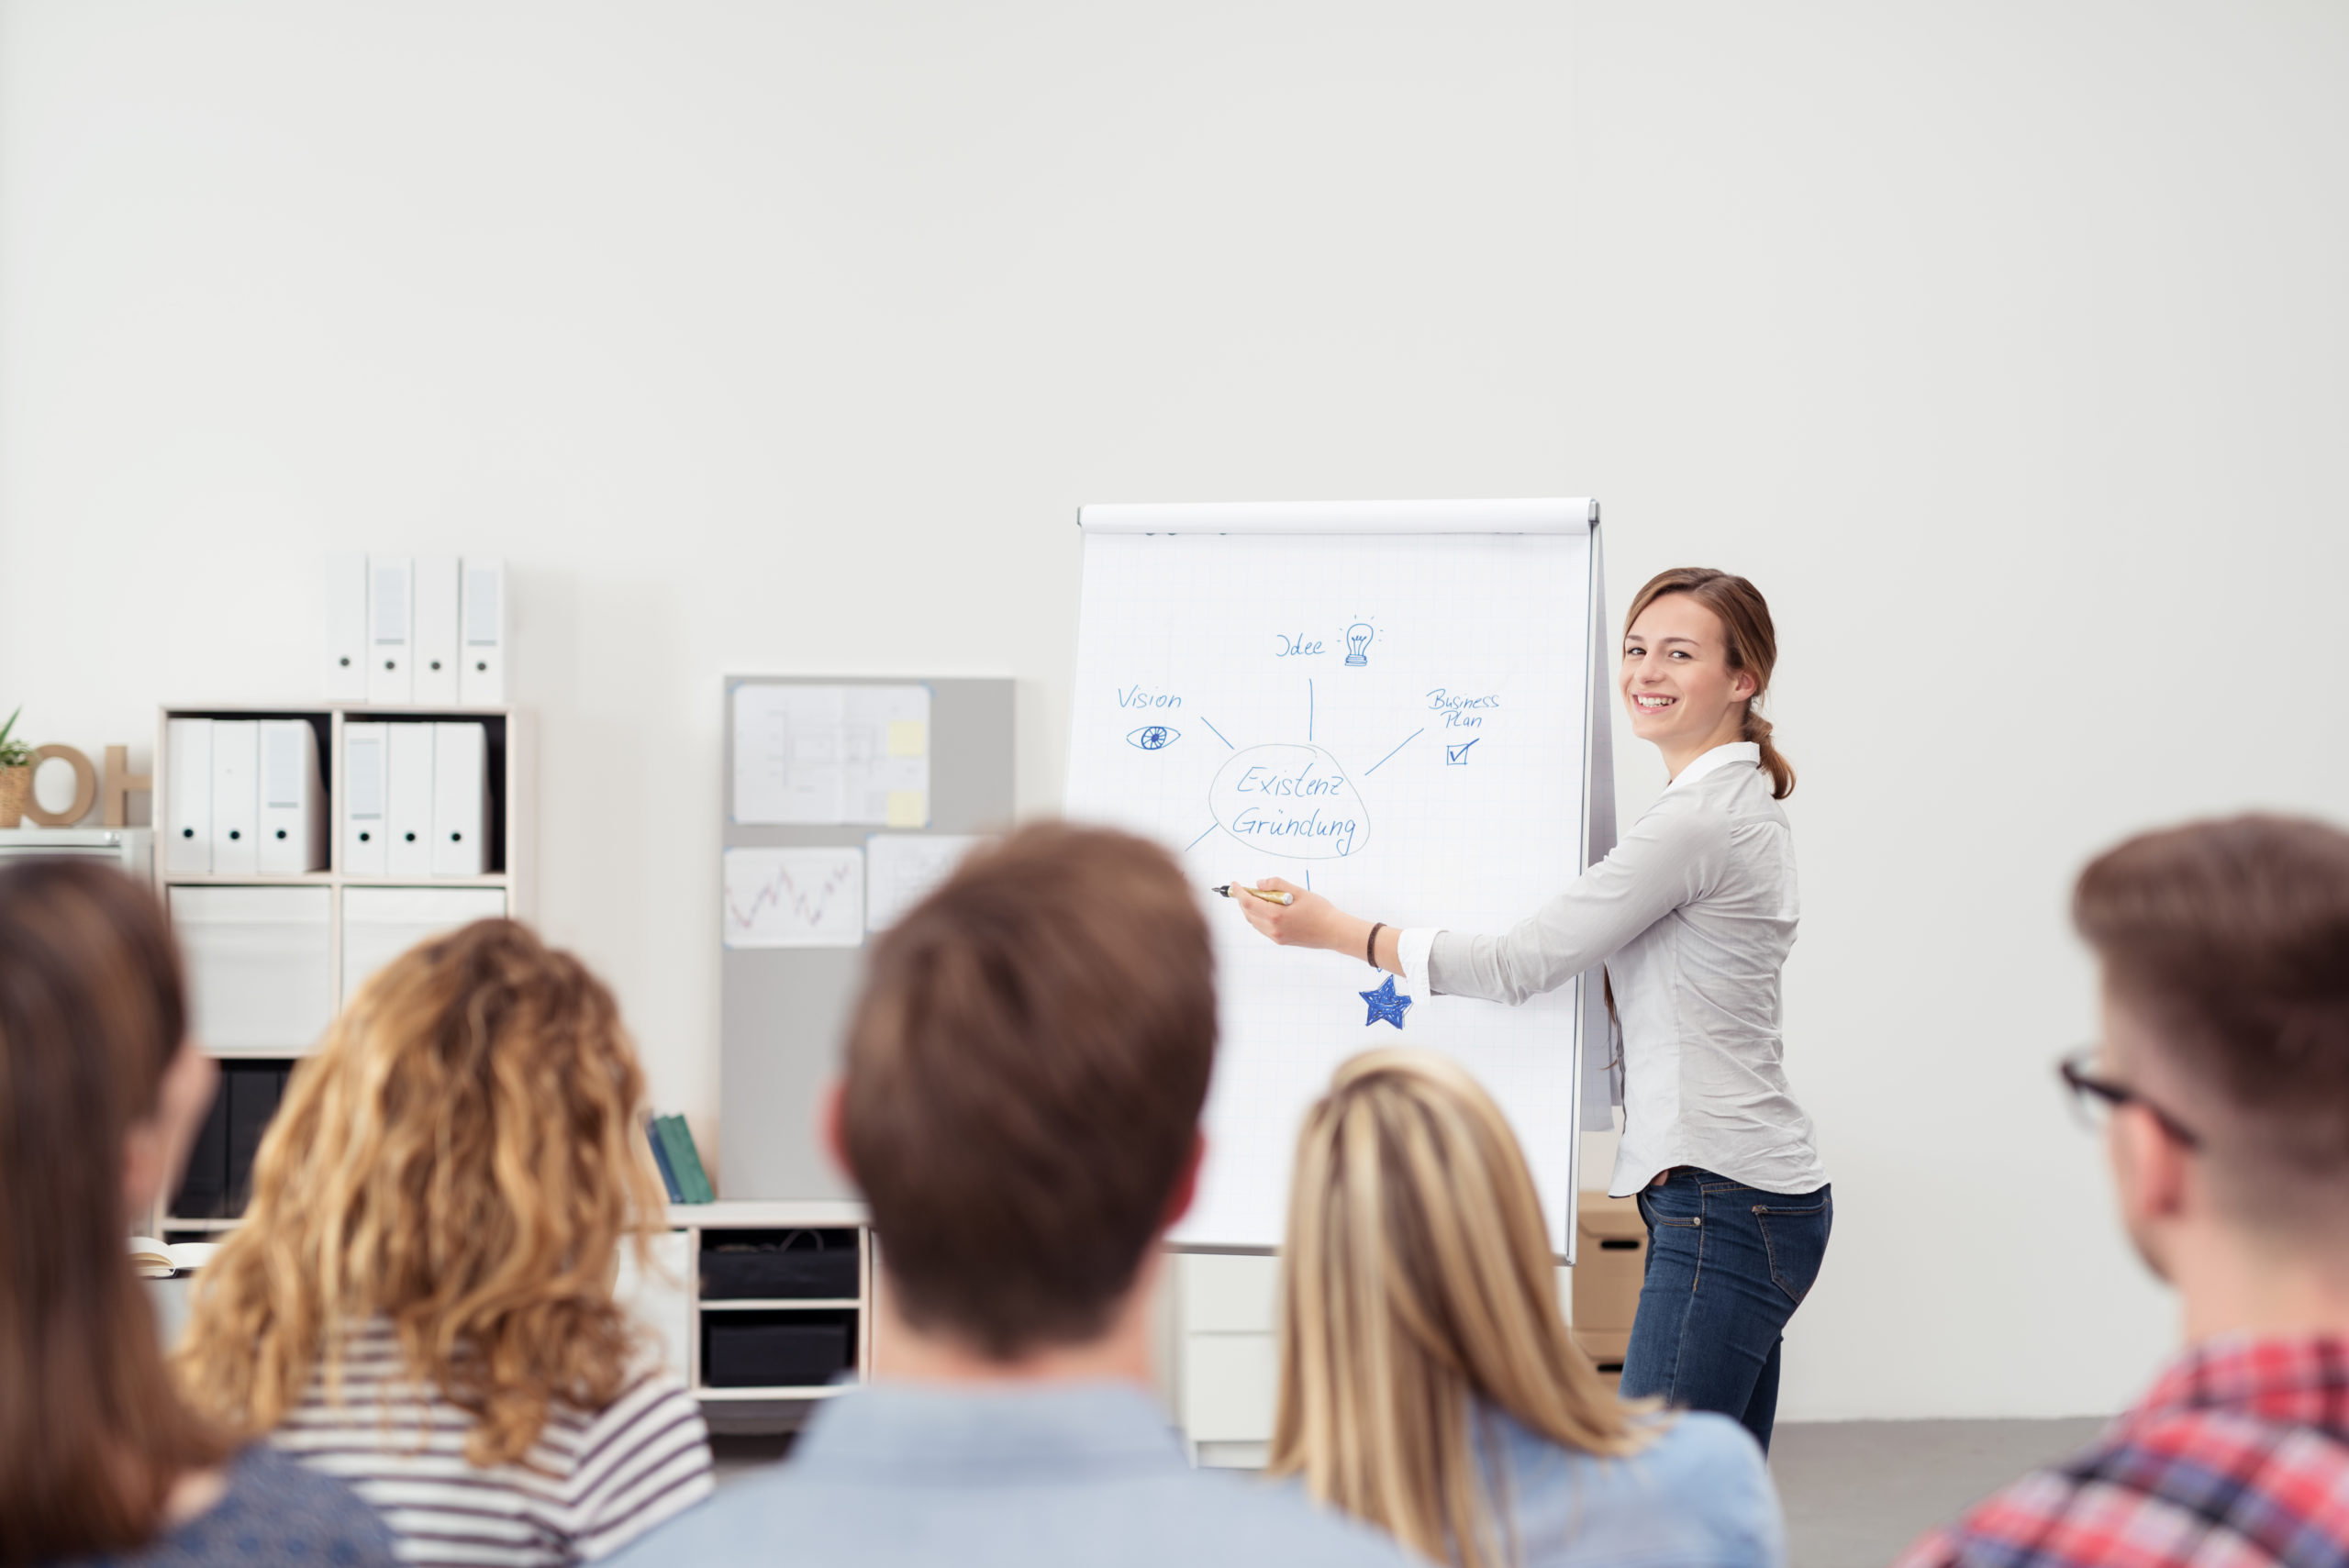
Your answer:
[1209,743,1370,861]
[1127,724,1180,751]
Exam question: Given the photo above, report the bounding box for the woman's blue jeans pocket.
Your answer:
[1752,1191,1831,1307]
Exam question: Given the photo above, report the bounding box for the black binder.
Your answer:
[225,1065,285,1218]
[173,1076,232,1219]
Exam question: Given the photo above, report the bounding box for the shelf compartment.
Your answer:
[700,1228,861,1301]
[701,1307,858,1389]
[168,1056,298,1221]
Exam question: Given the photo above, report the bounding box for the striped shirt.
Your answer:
[269,1318,714,1568]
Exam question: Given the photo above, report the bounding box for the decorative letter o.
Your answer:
[23,744,99,827]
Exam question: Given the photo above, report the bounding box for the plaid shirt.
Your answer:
[1898,1336,2349,1568]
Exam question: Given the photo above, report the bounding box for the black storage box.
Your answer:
[700,1229,860,1300]
[704,1317,853,1388]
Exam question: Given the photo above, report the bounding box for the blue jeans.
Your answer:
[1620,1167,1832,1453]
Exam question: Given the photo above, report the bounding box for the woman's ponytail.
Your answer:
[1625,567,1796,801]
[1742,705,1797,801]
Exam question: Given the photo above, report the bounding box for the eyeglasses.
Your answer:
[2057,1048,2202,1149]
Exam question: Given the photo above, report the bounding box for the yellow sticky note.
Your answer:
[887,720,927,758]
[886,791,927,828]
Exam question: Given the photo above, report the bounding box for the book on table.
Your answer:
[128,1237,221,1278]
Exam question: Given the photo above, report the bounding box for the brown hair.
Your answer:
[0,861,232,1565]
[175,919,669,1467]
[1624,567,1795,799]
[1269,1050,1654,1568]
[2074,815,2349,1207]
[841,821,1216,1359]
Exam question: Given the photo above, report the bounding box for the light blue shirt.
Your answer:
[1475,1403,1784,1568]
[601,1381,1414,1568]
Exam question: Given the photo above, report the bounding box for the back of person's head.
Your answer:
[2074,813,2349,1238]
[1270,1049,1651,1568]
[177,918,666,1468]
[840,820,1215,1360]
[0,861,229,1564]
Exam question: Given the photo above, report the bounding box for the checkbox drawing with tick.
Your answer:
[1445,740,1479,765]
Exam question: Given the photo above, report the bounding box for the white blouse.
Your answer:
[1399,741,1828,1197]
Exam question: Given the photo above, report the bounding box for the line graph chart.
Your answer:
[723,846,864,948]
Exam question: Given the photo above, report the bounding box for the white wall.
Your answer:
[5,2,2345,1422]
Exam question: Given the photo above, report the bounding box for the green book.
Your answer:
[672,1118,715,1204]
[651,1117,703,1204]
[657,1115,715,1204]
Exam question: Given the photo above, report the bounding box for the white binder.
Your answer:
[430,722,488,876]
[208,720,260,876]
[257,720,327,875]
[367,557,414,706]
[342,723,389,875]
[165,718,213,874]
[412,555,462,706]
[324,552,368,701]
[459,558,505,706]
[386,723,436,876]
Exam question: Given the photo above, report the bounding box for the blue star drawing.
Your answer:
[1359,973,1412,1029]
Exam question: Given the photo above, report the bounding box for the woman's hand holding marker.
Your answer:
[1228,876,1358,951]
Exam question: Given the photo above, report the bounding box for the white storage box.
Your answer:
[170,886,333,1053]
[340,885,507,1001]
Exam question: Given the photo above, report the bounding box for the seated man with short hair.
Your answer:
[610,821,1409,1568]
[1899,814,2349,1568]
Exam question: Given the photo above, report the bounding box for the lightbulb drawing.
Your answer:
[1343,623,1375,666]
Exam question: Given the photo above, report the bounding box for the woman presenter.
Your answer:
[1231,566,1830,1452]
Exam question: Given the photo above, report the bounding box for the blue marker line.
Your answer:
[1185,823,1219,852]
[1201,716,1235,750]
[1306,869,1312,892]
[1364,727,1425,776]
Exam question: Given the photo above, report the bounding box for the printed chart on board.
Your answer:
[722,847,864,948]
[1065,510,1599,1250]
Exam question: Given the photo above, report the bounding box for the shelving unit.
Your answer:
[623,1201,875,1413]
[139,706,866,1418]
[150,702,533,1236]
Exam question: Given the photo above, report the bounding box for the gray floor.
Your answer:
[1770,1418,2105,1567]
[712,1417,2111,1567]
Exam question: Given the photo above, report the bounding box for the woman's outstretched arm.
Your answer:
[1229,795,1725,1004]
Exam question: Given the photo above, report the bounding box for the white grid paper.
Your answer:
[1066,528,1592,1249]
[721,846,865,948]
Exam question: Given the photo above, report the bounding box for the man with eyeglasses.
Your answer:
[1898,814,2349,1568]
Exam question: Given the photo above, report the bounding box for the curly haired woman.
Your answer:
[176,919,713,1566]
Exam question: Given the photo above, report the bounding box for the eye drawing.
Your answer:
[1128,725,1180,751]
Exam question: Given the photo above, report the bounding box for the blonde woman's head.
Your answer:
[1270,1049,1651,1568]
[176,919,667,1467]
